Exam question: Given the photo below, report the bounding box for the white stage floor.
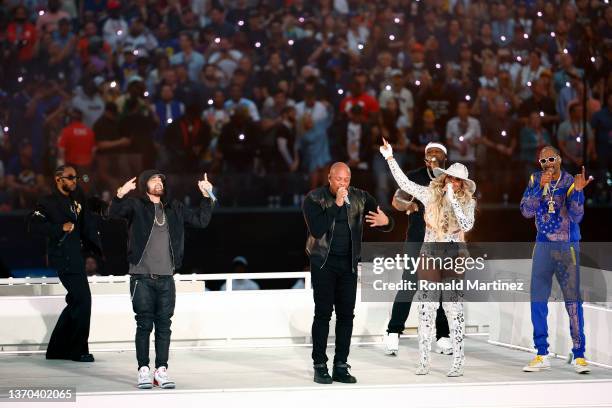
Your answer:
[1,336,611,408]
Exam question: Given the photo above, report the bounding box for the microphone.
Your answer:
[344,195,350,207]
[542,169,553,197]
[205,187,217,202]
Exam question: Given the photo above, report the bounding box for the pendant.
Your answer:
[548,200,555,214]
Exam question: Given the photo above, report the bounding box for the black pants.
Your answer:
[311,254,357,365]
[130,275,176,370]
[46,272,92,360]
[387,268,450,339]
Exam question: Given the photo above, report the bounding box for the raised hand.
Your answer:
[198,173,214,198]
[117,177,137,198]
[379,138,393,159]
[574,166,594,191]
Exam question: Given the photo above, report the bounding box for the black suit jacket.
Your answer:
[28,187,103,275]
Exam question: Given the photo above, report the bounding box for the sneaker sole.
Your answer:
[155,383,175,389]
[313,378,333,384]
[332,377,357,383]
[435,347,453,355]
[138,383,153,389]
[384,349,398,356]
[522,366,551,372]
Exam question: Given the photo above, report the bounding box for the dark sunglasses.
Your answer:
[59,175,79,181]
[539,156,557,165]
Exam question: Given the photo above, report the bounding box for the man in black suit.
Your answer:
[28,165,103,362]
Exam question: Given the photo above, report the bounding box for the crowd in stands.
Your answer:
[0,0,610,210]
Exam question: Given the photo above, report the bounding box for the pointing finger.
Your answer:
[204,173,208,182]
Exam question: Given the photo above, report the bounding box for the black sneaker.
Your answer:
[72,353,95,362]
[313,363,333,384]
[332,363,357,383]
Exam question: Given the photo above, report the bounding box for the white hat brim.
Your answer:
[433,167,476,193]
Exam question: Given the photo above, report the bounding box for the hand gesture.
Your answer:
[365,206,389,227]
[379,138,393,159]
[117,177,137,198]
[198,173,214,197]
[62,222,74,232]
[574,166,593,191]
[540,170,553,188]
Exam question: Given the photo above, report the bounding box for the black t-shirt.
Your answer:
[272,122,295,172]
[93,116,123,154]
[329,203,351,256]
[518,95,557,134]
[418,87,457,134]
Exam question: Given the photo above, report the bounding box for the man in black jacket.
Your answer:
[28,165,103,363]
[383,143,451,356]
[302,162,394,384]
[109,169,214,389]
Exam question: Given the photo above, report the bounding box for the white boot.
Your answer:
[415,289,438,375]
[442,300,465,377]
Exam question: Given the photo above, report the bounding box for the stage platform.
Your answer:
[1,336,611,408]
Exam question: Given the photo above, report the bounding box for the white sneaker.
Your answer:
[435,337,453,355]
[154,366,176,389]
[137,366,153,389]
[384,333,399,356]
[571,358,591,374]
[523,355,551,372]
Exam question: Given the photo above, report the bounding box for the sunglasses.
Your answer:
[539,156,558,165]
[59,175,78,181]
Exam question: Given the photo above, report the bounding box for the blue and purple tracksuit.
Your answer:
[520,170,586,358]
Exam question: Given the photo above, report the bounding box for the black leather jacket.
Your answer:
[302,185,394,273]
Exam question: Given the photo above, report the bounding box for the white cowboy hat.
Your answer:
[433,163,476,194]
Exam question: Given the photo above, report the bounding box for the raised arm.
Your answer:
[108,177,137,220]
[379,139,431,205]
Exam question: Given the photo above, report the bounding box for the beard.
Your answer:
[148,185,164,197]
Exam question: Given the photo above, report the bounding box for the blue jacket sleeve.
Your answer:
[520,173,544,219]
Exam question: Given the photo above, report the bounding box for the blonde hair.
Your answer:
[424,175,475,241]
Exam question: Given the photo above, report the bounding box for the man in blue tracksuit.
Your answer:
[520,145,593,374]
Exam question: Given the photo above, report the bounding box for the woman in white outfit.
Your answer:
[379,139,476,377]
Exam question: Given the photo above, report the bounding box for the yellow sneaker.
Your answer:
[572,358,590,374]
[523,355,551,372]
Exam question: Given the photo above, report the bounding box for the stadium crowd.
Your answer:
[0,0,610,209]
